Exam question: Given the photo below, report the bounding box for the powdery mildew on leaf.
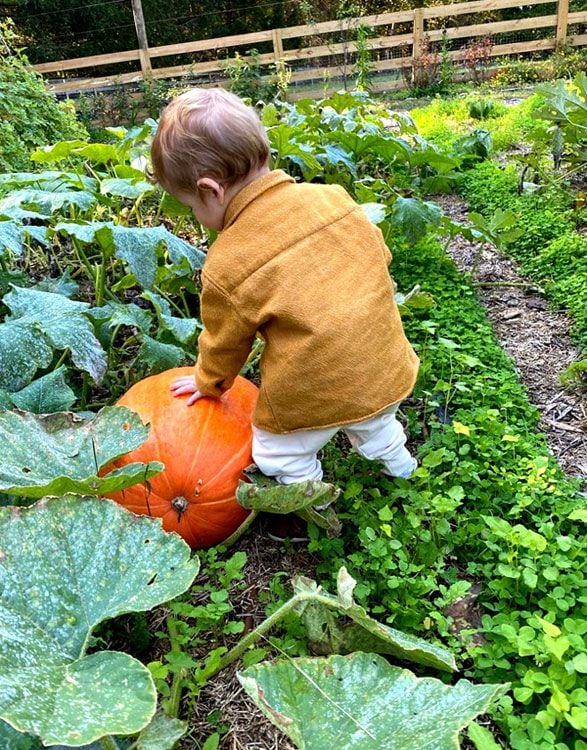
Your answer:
[0,407,162,498]
[4,286,107,384]
[239,652,506,750]
[0,496,199,746]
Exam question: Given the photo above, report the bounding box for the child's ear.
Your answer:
[196,177,225,204]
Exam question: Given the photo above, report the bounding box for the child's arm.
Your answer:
[171,275,257,403]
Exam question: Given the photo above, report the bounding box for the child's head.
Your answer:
[151,87,270,198]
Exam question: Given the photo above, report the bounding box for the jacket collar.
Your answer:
[222,169,295,230]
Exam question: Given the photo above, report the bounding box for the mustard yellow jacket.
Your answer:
[194,170,419,433]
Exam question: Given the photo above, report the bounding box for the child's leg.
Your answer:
[252,425,338,485]
[343,405,417,478]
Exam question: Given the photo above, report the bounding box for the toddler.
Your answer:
[151,87,419,485]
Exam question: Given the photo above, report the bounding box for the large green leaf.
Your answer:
[0,318,54,391]
[239,653,506,750]
[54,222,205,289]
[293,569,456,672]
[0,170,98,193]
[4,286,107,384]
[100,178,156,200]
[0,407,163,498]
[391,197,443,245]
[9,367,76,413]
[0,496,200,746]
[0,189,97,214]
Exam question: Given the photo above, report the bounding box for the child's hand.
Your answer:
[170,375,205,406]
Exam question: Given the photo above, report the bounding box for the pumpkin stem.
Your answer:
[171,496,189,519]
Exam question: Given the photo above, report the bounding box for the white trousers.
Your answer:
[252,405,416,485]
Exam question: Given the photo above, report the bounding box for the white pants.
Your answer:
[252,405,416,485]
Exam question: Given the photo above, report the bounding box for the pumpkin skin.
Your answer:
[106,367,258,549]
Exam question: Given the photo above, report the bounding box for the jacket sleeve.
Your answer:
[194,275,257,397]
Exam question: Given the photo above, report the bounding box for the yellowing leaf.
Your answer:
[535,617,561,637]
[453,422,471,436]
[502,434,520,443]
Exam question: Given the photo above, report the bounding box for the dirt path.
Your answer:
[436,194,586,487]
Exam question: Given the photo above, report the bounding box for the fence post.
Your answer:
[555,0,569,47]
[272,27,284,62]
[131,0,152,76]
[413,7,424,59]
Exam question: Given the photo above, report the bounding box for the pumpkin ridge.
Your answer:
[183,397,214,490]
[204,440,253,491]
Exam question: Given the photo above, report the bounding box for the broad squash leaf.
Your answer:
[136,334,185,372]
[29,140,88,163]
[0,318,54,391]
[239,652,506,750]
[292,569,456,672]
[0,189,97,214]
[9,366,76,413]
[54,222,205,289]
[0,407,163,498]
[0,496,199,746]
[391,197,443,245]
[4,286,107,384]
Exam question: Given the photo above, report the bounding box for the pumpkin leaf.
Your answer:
[236,477,340,514]
[0,495,200,746]
[99,178,156,199]
[0,407,163,498]
[9,366,76,413]
[391,196,443,245]
[0,189,97,214]
[4,286,107,384]
[136,334,186,372]
[0,221,24,257]
[0,318,54,391]
[467,721,502,750]
[135,712,187,750]
[29,140,88,163]
[239,653,506,750]
[293,568,456,672]
[54,222,205,290]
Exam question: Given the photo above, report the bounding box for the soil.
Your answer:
[435,193,587,488]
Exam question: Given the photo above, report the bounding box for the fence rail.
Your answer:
[32,0,585,96]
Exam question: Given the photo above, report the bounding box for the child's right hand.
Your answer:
[169,375,205,406]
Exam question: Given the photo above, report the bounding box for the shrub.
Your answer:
[0,23,86,171]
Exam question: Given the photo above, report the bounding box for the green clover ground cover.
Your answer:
[309,236,586,750]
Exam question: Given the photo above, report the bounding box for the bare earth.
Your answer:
[436,194,586,488]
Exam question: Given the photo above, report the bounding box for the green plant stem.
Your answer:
[166,615,185,718]
[99,736,120,750]
[198,591,334,682]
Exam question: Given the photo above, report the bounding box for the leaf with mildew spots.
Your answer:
[0,407,163,498]
[239,653,506,750]
[0,496,199,747]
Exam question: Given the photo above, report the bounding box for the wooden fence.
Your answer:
[32,0,586,98]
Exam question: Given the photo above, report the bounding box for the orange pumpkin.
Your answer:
[106,367,258,549]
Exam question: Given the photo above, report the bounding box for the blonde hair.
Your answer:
[150,87,270,194]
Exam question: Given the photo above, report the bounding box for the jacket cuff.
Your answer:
[194,362,229,398]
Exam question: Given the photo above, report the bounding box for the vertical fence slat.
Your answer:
[131,0,152,75]
[556,0,569,46]
[272,28,284,62]
[412,8,424,58]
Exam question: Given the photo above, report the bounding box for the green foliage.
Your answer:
[240,653,505,750]
[461,160,587,348]
[493,46,587,87]
[0,123,205,408]
[308,235,585,749]
[468,99,503,120]
[0,39,86,171]
[224,49,290,103]
[0,495,198,746]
